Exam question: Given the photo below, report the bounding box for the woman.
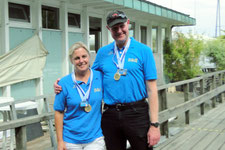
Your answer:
[54,42,105,150]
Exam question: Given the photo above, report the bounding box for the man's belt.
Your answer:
[104,98,147,111]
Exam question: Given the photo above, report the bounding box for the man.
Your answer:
[55,10,160,150]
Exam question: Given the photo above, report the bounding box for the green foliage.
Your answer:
[164,32,203,82]
[204,37,225,70]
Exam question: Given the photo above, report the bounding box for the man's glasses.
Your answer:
[111,13,126,19]
[107,13,127,23]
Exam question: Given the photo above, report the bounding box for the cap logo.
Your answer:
[112,13,118,17]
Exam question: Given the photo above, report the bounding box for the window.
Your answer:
[141,26,147,44]
[152,27,158,53]
[68,13,80,28]
[8,2,30,22]
[42,5,59,29]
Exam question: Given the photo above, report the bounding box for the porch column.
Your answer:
[134,21,140,42]
[33,0,44,113]
[60,0,69,76]
[147,23,152,48]
[81,6,90,50]
[158,26,164,85]
[102,11,108,46]
[1,0,11,97]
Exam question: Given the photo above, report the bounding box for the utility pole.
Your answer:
[215,0,221,37]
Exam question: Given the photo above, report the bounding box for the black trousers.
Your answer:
[101,100,153,150]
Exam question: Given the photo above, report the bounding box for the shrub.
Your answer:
[204,37,225,70]
[164,32,203,82]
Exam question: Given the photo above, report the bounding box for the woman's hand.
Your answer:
[57,141,67,150]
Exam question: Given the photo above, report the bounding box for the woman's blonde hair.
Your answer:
[69,41,90,63]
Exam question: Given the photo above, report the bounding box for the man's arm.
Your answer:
[54,78,62,94]
[145,79,161,146]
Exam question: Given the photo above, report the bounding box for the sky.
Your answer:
[148,0,225,37]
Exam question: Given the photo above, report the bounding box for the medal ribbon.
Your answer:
[71,68,93,103]
[113,38,131,69]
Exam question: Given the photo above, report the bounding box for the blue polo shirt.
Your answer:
[54,70,103,144]
[92,37,157,105]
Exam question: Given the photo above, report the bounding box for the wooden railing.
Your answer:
[0,70,225,149]
[158,70,225,137]
[0,95,56,150]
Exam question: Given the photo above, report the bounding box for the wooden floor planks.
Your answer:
[156,102,225,150]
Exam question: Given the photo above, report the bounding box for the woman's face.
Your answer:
[71,47,90,73]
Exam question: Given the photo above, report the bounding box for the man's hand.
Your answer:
[54,78,62,94]
[147,126,160,147]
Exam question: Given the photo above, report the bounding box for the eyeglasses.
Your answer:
[111,13,127,19]
[107,13,127,23]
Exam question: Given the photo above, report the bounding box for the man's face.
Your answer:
[107,19,130,46]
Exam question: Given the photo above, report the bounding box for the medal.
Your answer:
[84,104,92,112]
[72,69,93,112]
[119,69,127,76]
[114,72,121,81]
[113,38,130,78]
[80,101,88,107]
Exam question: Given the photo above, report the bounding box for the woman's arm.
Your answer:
[55,111,66,150]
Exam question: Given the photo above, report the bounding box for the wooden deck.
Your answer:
[156,101,225,150]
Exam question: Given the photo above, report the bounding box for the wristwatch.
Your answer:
[150,122,160,128]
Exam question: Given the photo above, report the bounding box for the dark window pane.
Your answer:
[9,2,30,22]
[68,13,80,28]
[141,26,147,44]
[42,5,59,29]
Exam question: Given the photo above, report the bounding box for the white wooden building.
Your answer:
[0,0,195,101]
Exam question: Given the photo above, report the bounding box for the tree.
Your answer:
[164,32,203,82]
[204,37,225,70]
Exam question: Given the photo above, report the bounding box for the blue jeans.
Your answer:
[101,100,153,150]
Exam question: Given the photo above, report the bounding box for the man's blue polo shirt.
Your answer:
[54,70,103,144]
[92,37,157,105]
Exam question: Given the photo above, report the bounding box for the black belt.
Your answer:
[104,99,147,111]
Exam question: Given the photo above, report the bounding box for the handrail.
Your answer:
[0,70,224,148]
[158,70,225,90]
[157,69,225,137]
[0,112,54,131]
[0,96,56,150]
[159,84,225,123]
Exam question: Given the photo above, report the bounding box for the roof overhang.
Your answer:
[68,0,196,26]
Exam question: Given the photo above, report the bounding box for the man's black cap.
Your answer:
[106,10,128,28]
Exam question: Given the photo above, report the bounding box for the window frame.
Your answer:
[42,5,60,30]
[67,10,82,33]
[8,2,32,28]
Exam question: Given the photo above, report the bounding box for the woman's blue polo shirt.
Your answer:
[54,70,103,144]
[92,37,157,105]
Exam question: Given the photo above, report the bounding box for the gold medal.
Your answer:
[84,104,92,112]
[114,72,120,81]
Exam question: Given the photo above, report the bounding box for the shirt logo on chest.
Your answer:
[94,88,101,92]
[128,58,138,63]
[108,51,113,55]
